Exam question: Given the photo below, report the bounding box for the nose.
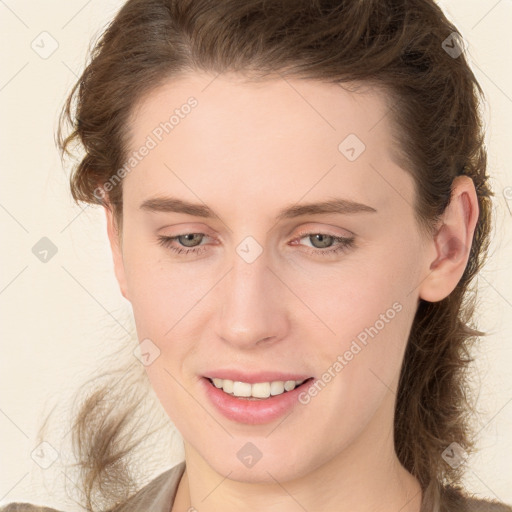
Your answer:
[214,244,290,350]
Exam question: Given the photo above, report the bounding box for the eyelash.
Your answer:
[156,230,355,257]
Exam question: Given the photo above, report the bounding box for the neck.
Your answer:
[172,424,423,512]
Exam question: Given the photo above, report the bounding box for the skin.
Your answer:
[104,72,479,512]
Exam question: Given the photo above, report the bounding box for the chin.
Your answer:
[202,444,317,484]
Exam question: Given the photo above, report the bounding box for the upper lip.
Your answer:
[204,370,313,384]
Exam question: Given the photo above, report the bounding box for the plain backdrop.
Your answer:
[1,0,511,509]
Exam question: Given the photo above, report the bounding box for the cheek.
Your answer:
[142,360,200,440]
[125,224,421,369]
[293,241,420,383]
[292,242,418,335]
[122,241,204,338]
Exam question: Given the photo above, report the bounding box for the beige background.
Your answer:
[1,0,511,509]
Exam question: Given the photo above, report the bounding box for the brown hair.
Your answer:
[53,0,493,510]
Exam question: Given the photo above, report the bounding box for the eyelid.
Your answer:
[159,223,354,243]
[293,224,353,237]
[157,223,217,236]
[290,229,355,252]
[157,227,355,260]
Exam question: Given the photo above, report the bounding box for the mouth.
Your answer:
[201,374,316,424]
[205,376,314,400]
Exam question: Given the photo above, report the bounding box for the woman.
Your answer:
[2,0,511,511]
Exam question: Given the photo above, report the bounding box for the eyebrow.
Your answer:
[139,196,377,221]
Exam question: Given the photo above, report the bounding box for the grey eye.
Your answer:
[176,233,204,247]
[305,234,335,249]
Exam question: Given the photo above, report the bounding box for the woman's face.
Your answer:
[107,72,437,482]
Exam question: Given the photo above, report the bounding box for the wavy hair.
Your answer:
[51,0,493,510]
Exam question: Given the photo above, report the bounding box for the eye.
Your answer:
[291,230,355,257]
[157,230,355,257]
[157,233,210,255]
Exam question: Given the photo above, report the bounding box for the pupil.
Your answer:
[182,234,200,247]
[313,234,331,248]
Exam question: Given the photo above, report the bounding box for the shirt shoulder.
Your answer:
[110,460,186,512]
[0,505,62,512]
[0,461,187,512]
[442,485,512,512]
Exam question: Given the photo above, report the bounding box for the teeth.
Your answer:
[210,378,306,398]
[270,381,284,395]
[233,381,252,397]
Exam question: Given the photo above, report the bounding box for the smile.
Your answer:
[208,377,308,399]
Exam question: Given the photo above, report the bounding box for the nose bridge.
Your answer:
[215,238,287,348]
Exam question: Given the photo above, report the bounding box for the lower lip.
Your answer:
[201,377,314,425]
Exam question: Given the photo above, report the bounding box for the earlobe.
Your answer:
[104,206,130,302]
[418,176,479,303]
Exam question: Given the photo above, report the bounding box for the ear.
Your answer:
[104,205,130,302]
[418,175,480,303]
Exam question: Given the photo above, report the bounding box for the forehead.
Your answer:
[129,72,396,148]
[123,72,414,218]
